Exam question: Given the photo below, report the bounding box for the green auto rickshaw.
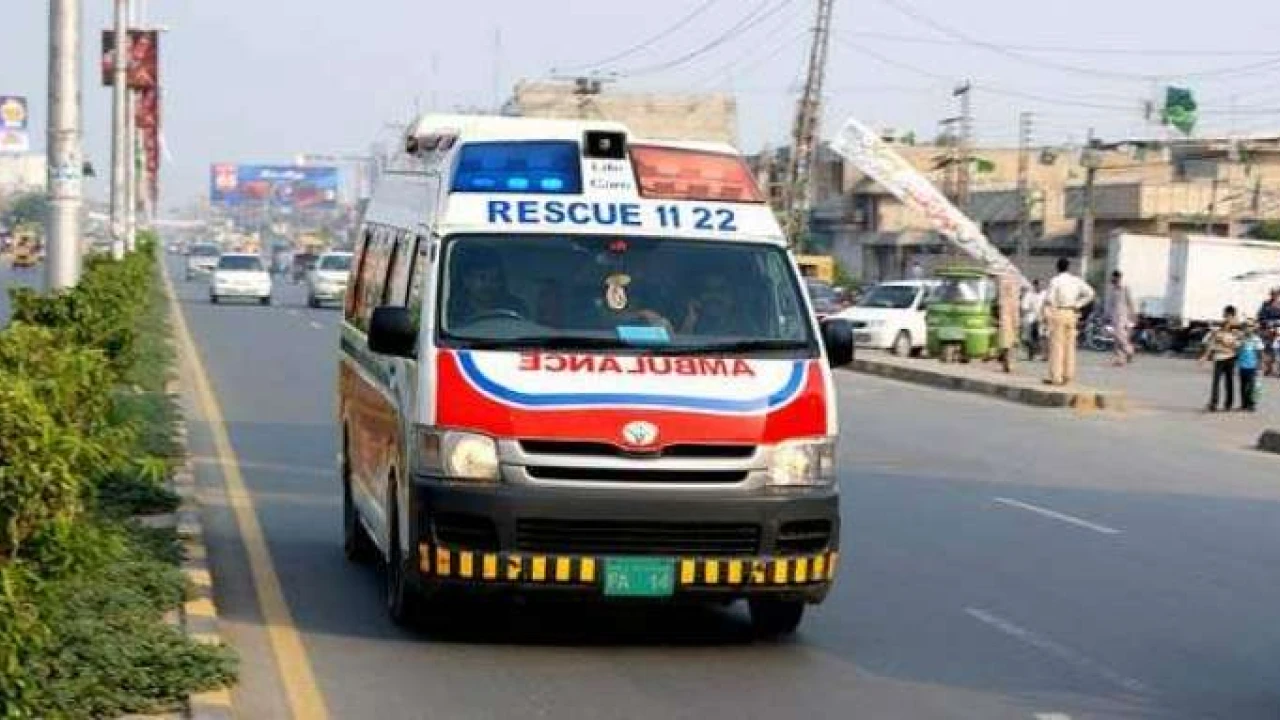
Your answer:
[925,267,998,362]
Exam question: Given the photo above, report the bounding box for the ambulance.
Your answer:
[338,114,853,637]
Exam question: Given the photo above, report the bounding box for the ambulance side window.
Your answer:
[344,228,373,325]
[385,231,417,307]
[406,237,431,332]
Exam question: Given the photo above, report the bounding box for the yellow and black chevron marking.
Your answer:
[419,545,839,587]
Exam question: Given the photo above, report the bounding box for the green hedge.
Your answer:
[0,233,236,718]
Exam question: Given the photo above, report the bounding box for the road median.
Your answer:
[849,351,1126,411]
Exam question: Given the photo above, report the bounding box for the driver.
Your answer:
[680,270,743,335]
[448,247,527,325]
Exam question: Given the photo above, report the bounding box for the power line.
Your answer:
[874,0,1280,82]
[612,0,798,77]
[552,0,721,73]
[845,30,1280,58]
[689,11,807,89]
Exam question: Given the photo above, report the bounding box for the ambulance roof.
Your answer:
[408,114,630,144]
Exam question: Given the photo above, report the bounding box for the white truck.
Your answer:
[1106,231,1280,349]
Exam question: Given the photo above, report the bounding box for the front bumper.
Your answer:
[311,285,347,301]
[213,284,270,297]
[853,327,892,347]
[408,478,841,602]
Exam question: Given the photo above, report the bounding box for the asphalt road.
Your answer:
[169,254,1280,720]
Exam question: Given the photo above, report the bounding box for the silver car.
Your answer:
[307,251,353,308]
[185,243,221,280]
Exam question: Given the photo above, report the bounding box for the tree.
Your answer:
[1251,220,1280,242]
[2,192,49,229]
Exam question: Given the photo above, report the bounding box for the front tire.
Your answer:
[209,294,219,305]
[891,330,912,357]
[260,296,271,306]
[385,479,421,628]
[749,598,805,639]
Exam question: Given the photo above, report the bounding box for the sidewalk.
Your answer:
[850,349,1126,411]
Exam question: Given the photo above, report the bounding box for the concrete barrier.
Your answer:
[849,354,1126,412]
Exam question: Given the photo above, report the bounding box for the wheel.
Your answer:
[384,478,421,627]
[308,295,319,309]
[260,296,271,306]
[1152,329,1174,354]
[342,440,375,564]
[749,598,805,639]
[209,294,219,305]
[891,330,912,357]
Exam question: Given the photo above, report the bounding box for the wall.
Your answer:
[509,81,738,146]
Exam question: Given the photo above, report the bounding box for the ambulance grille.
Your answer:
[519,440,754,460]
[524,466,749,484]
[515,519,761,556]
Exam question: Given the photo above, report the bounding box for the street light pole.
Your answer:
[45,0,83,291]
[109,0,130,259]
[124,0,137,252]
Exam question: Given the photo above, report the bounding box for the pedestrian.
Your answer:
[1043,257,1096,385]
[1238,319,1264,412]
[1020,278,1047,360]
[1104,270,1137,365]
[1199,305,1242,413]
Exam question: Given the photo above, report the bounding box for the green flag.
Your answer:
[1162,86,1197,135]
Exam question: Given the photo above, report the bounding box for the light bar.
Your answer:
[629,145,765,203]
[451,141,582,195]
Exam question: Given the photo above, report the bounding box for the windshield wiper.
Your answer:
[648,339,812,355]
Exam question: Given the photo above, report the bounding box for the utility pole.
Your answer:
[1079,129,1101,279]
[109,0,130,259]
[782,0,835,252]
[1015,111,1033,271]
[124,2,137,252]
[953,81,973,215]
[46,0,83,290]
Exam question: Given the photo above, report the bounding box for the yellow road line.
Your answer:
[162,269,330,720]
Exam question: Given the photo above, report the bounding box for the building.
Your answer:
[780,133,1280,284]
[505,80,738,145]
[0,153,46,197]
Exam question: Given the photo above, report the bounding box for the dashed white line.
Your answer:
[965,607,1149,696]
[993,497,1121,535]
[309,320,323,330]
[287,309,300,316]
[1034,714,1073,720]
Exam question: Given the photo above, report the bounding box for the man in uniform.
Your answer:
[1044,257,1096,385]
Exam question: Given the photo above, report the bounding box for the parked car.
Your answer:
[185,243,221,280]
[306,251,352,308]
[805,279,842,320]
[831,279,939,356]
[210,253,272,305]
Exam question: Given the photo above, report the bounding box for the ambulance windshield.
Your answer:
[438,235,816,355]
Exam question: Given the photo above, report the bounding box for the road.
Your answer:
[169,254,1280,720]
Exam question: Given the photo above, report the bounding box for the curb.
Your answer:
[849,356,1127,412]
[167,393,235,720]
[1257,429,1280,454]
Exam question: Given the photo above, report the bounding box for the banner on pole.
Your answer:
[829,116,1026,286]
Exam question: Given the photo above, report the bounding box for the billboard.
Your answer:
[0,96,30,154]
[210,165,340,208]
[101,30,159,89]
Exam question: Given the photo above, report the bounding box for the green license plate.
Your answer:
[603,557,676,597]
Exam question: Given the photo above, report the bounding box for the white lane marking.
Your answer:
[993,497,1121,535]
[1034,714,1073,720]
[287,309,300,316]
[309,320,323,330]
[965,607,1149,695]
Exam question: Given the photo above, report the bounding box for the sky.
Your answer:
[5,0,1280,210]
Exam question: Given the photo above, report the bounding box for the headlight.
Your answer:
[768,438,836,487]
[415,427,499,481]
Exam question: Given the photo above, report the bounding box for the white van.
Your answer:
[338,115,853,637]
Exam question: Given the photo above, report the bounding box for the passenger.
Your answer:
[448,247,528,325]
[681,270,742,335]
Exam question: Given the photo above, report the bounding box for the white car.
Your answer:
[306,251,353,308]
[185,243,221,280]
[832,280,939,356]
[210,253,272,305]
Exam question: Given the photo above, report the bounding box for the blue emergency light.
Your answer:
[450,140,582,195]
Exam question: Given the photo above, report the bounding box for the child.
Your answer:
[1238,319,1265,412]
[1200,305,1241,412]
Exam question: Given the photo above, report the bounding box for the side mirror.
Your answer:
[368,306,418,358]
[821,318,855,368]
